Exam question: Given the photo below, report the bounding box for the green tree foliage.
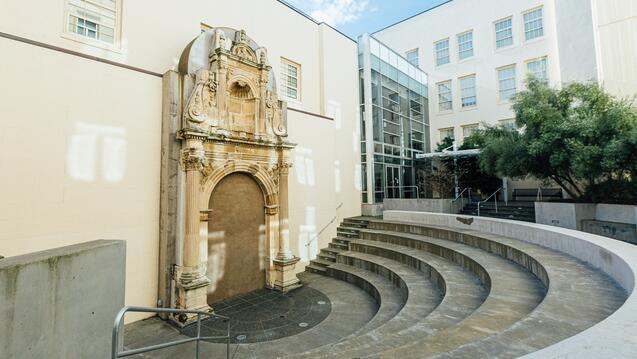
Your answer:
[476,77,637,204]
[424,134,500,199]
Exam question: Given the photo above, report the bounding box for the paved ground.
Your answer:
[123,272,378,358]
[182,286,331,343]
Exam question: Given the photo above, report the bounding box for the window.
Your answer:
[462,124,479,139]
[457,31,474,60]
[66,0,118,45]
[435,39,450,66]
[439,128,455,141]
[524,7,544,40]
[498,65,517,101]
[280,58,301,101]
[460,75,477,108]
[495,17,513,49]
[527,57,548,82]
[405,49,419,66]
[437,81,453,111]
[499,119,517,130]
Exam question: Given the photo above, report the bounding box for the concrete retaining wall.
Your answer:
[383,199,461,214]
[383,210,637,358]
[0,240,126,359]
[535,202,637,243]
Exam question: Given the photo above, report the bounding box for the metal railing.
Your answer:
[385,186,420,199]
[112,306,230,359]
[477,187,507,217]
[451,187,472,209]
[306,202,343,247]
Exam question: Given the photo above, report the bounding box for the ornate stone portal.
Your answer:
[159,27,300,326]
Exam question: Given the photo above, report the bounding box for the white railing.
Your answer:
[305,203,344,248]
[451,187,472,209]
[385,185,420,199]
[477,187,507,217]
[111,306,230,359]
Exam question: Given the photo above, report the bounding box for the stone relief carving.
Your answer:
[231,30,257,63]
[184,70,218,124]
[182,28,288,142]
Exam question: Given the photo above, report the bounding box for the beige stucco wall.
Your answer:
[0,0,360,321]
[0,38,162,322]
[592,0,637,97]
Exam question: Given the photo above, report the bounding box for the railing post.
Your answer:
[227,318,231,359]
[195,313,201,359]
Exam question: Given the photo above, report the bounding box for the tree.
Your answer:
[476,77,637,203]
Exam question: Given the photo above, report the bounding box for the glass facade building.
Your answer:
[358,34,430,204]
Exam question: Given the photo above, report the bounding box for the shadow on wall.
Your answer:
[66,122,127,182]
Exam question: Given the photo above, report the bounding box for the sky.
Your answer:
[284,0,450,38]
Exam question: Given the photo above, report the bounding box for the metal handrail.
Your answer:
[385,185,420,199]
[306,203,343,247]
[112,306,230,359]
[451,188,472,209]
[477,187,506,217]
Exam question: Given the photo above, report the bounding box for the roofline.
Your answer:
[372,0,455,34]
[276,0,356,43]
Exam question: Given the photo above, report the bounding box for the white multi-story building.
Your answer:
[374,0,637,147]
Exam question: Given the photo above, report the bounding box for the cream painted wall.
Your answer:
[0,0,360,321]
[592,0,637,97]
[374,0,562,147]
[288,111,337,268]
[0,38,162,322]
[319,24,363,231]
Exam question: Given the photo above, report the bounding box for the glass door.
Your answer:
[385,165,401,199]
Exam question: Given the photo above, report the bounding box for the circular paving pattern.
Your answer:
[181,287,331,343]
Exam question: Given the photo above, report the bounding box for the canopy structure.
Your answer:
[416,149,481,159]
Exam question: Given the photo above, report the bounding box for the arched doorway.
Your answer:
[206,172,266,304]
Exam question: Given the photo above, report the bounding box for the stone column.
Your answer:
[174,138,212,326]
[272,161,301,292]
[276,164,294,260]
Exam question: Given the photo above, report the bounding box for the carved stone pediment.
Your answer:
[178,27,288,143]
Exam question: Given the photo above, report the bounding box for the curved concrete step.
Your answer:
[290,250,442,359]
[352,228,544,358]
[364,221,626,358]
[325,262,406,338]
[305,240,489,359]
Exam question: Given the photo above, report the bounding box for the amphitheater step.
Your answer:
[305,264,326,275]
[293,239,489,359]
[328,242,348,250]
[309,258,333,269]
[320,247,344,256]
[361,220,626,358]
[325,262,406,336]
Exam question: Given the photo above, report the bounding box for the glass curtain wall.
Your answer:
[358,34,430,203]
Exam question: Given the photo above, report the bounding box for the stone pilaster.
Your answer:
[173,138,212,327]
[272,161,301,292]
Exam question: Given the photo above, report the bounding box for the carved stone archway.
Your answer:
[159,28,299,326]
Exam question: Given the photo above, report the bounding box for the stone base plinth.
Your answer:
[272,256,302,292]
[172,274,213,327]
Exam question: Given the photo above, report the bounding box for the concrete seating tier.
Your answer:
[300,216,628,358]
